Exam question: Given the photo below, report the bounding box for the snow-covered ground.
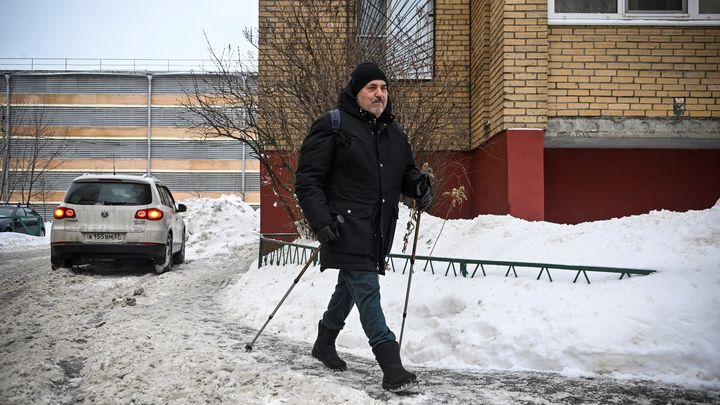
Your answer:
[1,194,719,397]
[224,199,720,389]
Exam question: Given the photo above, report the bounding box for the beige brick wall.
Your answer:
[503,0,548,128]
[548,26,720,118]
[259,0,351,74]
[470,0,549,149]
[258,2,720,151]
[259,0,471,150]
[259,0,352,147]
[470,0,491,145]
[433,0,471,150]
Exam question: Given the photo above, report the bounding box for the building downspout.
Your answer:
[240,73,247,200]
[241,143,246,200]
[147,74,153,175]
[2,74,11,203]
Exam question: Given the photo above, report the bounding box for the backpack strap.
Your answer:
[330,109,341,131]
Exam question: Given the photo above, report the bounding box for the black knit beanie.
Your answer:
[350,62,388,96]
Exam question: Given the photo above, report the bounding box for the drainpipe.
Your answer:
[241,142,246,200]
[146,74,153,175]
[1,74,11,203]
[240,72,247,201]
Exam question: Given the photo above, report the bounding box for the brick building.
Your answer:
[1,67,260,217]
[258,0,720,233]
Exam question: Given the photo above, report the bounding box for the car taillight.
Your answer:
[135,208,163,220]
[53,207,76,219]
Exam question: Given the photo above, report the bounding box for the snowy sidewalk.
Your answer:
[1,246,718,404]
[248,329,720,404]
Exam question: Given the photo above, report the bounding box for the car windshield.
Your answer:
[65,181,152,205]
[0,207,15,216]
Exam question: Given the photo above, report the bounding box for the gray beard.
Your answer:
[369,106,384,118]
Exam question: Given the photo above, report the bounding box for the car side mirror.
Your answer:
[177,203,187,213]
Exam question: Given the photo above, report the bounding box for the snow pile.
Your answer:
[0,222,51,251]
[224,200,720,388]
[182,195,259,260]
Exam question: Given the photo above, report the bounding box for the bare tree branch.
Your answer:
[6,102,70,205]
[182,0,468,234]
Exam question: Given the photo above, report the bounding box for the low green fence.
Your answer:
[258,236,656,284]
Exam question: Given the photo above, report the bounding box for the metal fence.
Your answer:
[258,236,657,284]
[0,58,257,73]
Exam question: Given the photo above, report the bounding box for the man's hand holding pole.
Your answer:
[414,172,433,212]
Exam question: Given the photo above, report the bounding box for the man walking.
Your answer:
[295,62,432,391]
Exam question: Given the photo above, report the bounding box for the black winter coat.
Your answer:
[295,84,423,274]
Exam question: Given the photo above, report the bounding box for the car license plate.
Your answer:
[85,232,124,242]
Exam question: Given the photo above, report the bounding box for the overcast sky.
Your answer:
[0,0,258,61]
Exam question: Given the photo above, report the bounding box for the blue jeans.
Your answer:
[321,270,396,348]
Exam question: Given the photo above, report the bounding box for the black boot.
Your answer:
[372,340,418,391]
[311,321,347,371]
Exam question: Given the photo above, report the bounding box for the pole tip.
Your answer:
[244,344,253,352]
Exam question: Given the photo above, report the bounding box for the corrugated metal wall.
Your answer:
[9,138,255,160]
[8,74,148,93]
[8,171,260,193]
[1,73,256,94]
[1,72,260,205]
[8,105,222,127]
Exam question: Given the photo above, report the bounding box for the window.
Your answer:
[555,0,617,13]
[549,0,720,24]
[158,186,177,209]
[356,0,434,79]
[65,182,152,205]
[627,0,686,13]
[700,0,720,13]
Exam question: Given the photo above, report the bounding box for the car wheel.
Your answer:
[51,250,62,270]
[51,257,73,271]
[173,229,186,264]
[154,233,173,274]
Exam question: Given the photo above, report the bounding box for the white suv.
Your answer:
[51,174,187,273]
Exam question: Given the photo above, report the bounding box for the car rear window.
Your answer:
[0,207,15,216]
[65,181,152,205]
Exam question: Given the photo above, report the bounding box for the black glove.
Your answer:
[316,215,344,244]
[415,173,433,212]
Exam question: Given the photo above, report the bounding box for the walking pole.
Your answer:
[245,246,321,352]
[398,209,421,350]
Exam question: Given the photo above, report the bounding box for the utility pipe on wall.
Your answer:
[1,74,11,203]
[240,73,247,200]
[241,143,246,200]
[147,74,153,175]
